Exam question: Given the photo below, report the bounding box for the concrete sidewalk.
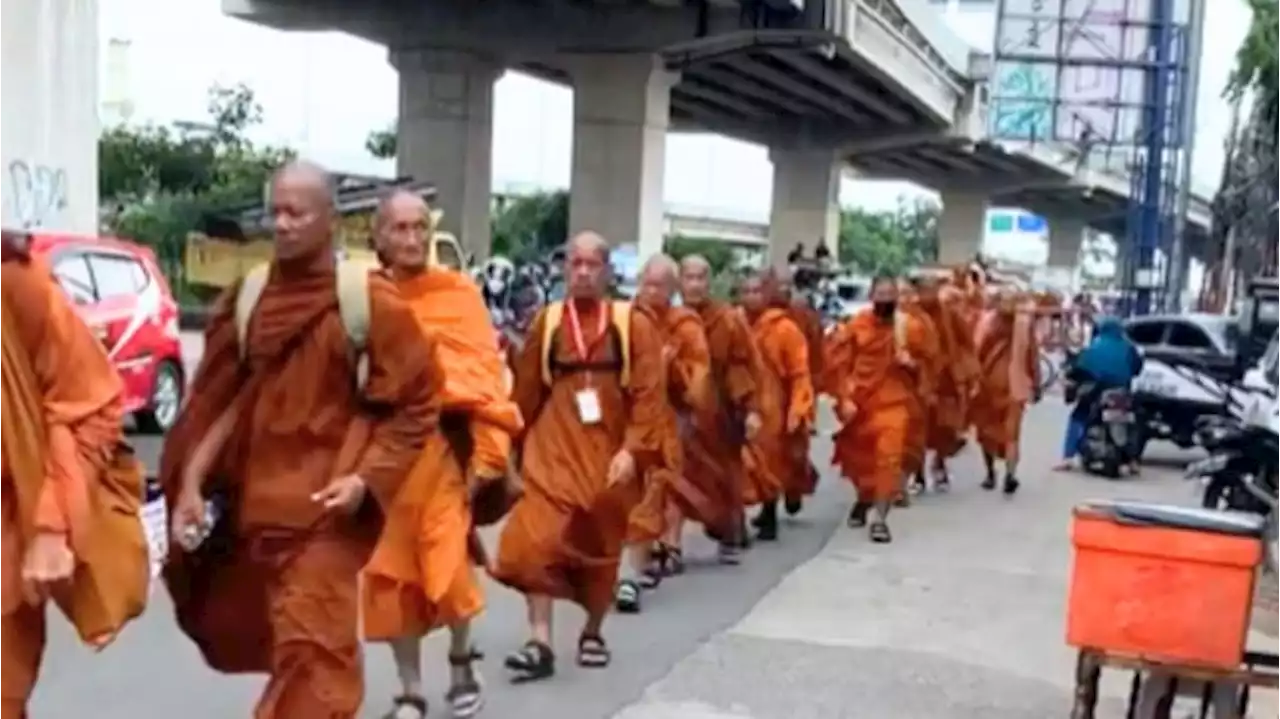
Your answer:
[612,403,1279,719]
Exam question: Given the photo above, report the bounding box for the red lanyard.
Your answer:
[565,300,608,362]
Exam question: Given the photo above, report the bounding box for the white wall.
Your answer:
[2,0,99,234]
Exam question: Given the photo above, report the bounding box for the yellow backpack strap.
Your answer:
[540,302,565,386]
[611,301,632,388]
[334,261,372,393]
[893,309,908,352]
[233,264,271,361]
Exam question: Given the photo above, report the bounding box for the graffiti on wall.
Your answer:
[991,63,1055,140]
[8,160,68,229]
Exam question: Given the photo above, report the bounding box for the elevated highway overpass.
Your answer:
[226,0,1212,281]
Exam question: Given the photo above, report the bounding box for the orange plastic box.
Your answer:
[1067,500,1266,670]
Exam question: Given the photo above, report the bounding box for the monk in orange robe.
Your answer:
[775,268,824,516]
[674,254,761,562]
[362,191,522,719]
[739,271,814,541]
[969,289,1042,494]
[827,276,934,543]
[492,231,665,679]
[617,254,712,613]
[916,277,978,487]
[2,241,149,719]
[898,280,941,498]
[160,163,439,718]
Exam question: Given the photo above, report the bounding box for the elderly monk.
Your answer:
[897,280,941,499]
[774,267,824,516]
[970,289,1042,494]
[616,254,712,614]
[160,163,438,718]
[493,231,665,680]
[674,254,762,562]
[2,241,148,719]
[826,276,934,543]
[914,277,978,489]
[738,271,814,541]
[363,190,522,719]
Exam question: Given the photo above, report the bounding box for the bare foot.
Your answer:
[1052,461,1074,472]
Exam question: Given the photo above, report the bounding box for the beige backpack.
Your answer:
[233,260,372,391]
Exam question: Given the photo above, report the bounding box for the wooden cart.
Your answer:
[1071,647,1278,718]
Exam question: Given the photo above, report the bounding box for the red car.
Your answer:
[30,233,185,434]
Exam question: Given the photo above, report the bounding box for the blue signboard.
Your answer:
[1017,214,1047,233]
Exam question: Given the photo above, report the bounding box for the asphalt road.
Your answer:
[31,430,850,718]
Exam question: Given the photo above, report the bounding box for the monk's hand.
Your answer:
[661,345,677,365]
[743,412,762,440]
[22,531,74,604]
[171,485,208,552]
[606,449,637,487]
[895,349,915,368]
[312,474,367,514]
[837,400,858,423]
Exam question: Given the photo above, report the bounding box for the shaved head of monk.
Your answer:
[374,189,431,275]
[638,253,679,311]
[869,274,899,320]
[913,274,941,305]
[271,161,335,262]
[566,231,610,300]
[739,272,769,316]
[678,254,712,304]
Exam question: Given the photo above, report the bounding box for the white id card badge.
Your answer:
[575,388,603,425]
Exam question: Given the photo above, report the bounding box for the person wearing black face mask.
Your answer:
[826,275,934,545]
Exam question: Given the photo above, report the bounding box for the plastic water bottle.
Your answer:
[179,496,224,552]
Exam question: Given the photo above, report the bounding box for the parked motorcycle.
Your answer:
[1062,351,1139,479]
[1189,415,1277,513]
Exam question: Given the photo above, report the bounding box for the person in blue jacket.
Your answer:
[1055,316,1144,470]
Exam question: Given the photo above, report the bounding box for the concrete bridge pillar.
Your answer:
[391,49,501,261]
[567,53,678,259]
[937,190,988,266]
[1047,218,1085,272]
[767,148,841,269]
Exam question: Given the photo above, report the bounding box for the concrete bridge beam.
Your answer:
[937,190,987,266]
[767,147,841,269]
[567,53,678,259]
[391,49,501,260]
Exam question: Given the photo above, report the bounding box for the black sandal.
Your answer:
[980,473,997,490]
[659,545,685,576]
[869,521,892,544]
[446,648,485,718]
[504,640,554,683]
[1002,474,1020,496]
[384,694,427,719]
[576,634,611,669]
[847,501,870,528]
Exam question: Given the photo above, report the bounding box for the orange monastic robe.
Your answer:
[921,290,978,457]
[900,305,941,477]
[627,306,711,544]
[742,308,814,505]
[969,309,1042,463]
[363,269,522,641]
[1,259,146,719]
[828,308,933,503]
[788,300,824,492]
[160,264,438,718]
[680,300,758,539]
[492,301,665,617]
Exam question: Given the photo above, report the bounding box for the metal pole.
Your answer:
[1135,0,1174,315]
[1165,0,1206,310]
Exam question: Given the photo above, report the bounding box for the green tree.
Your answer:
[99,83,294,298]
[1227,0,1278,118]
[837,199,939,274]
[663,235,736,274]
[366,125,397,161]
[490,191,568,260]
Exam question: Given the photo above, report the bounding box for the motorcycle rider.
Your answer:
[1055,316,1143,472]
